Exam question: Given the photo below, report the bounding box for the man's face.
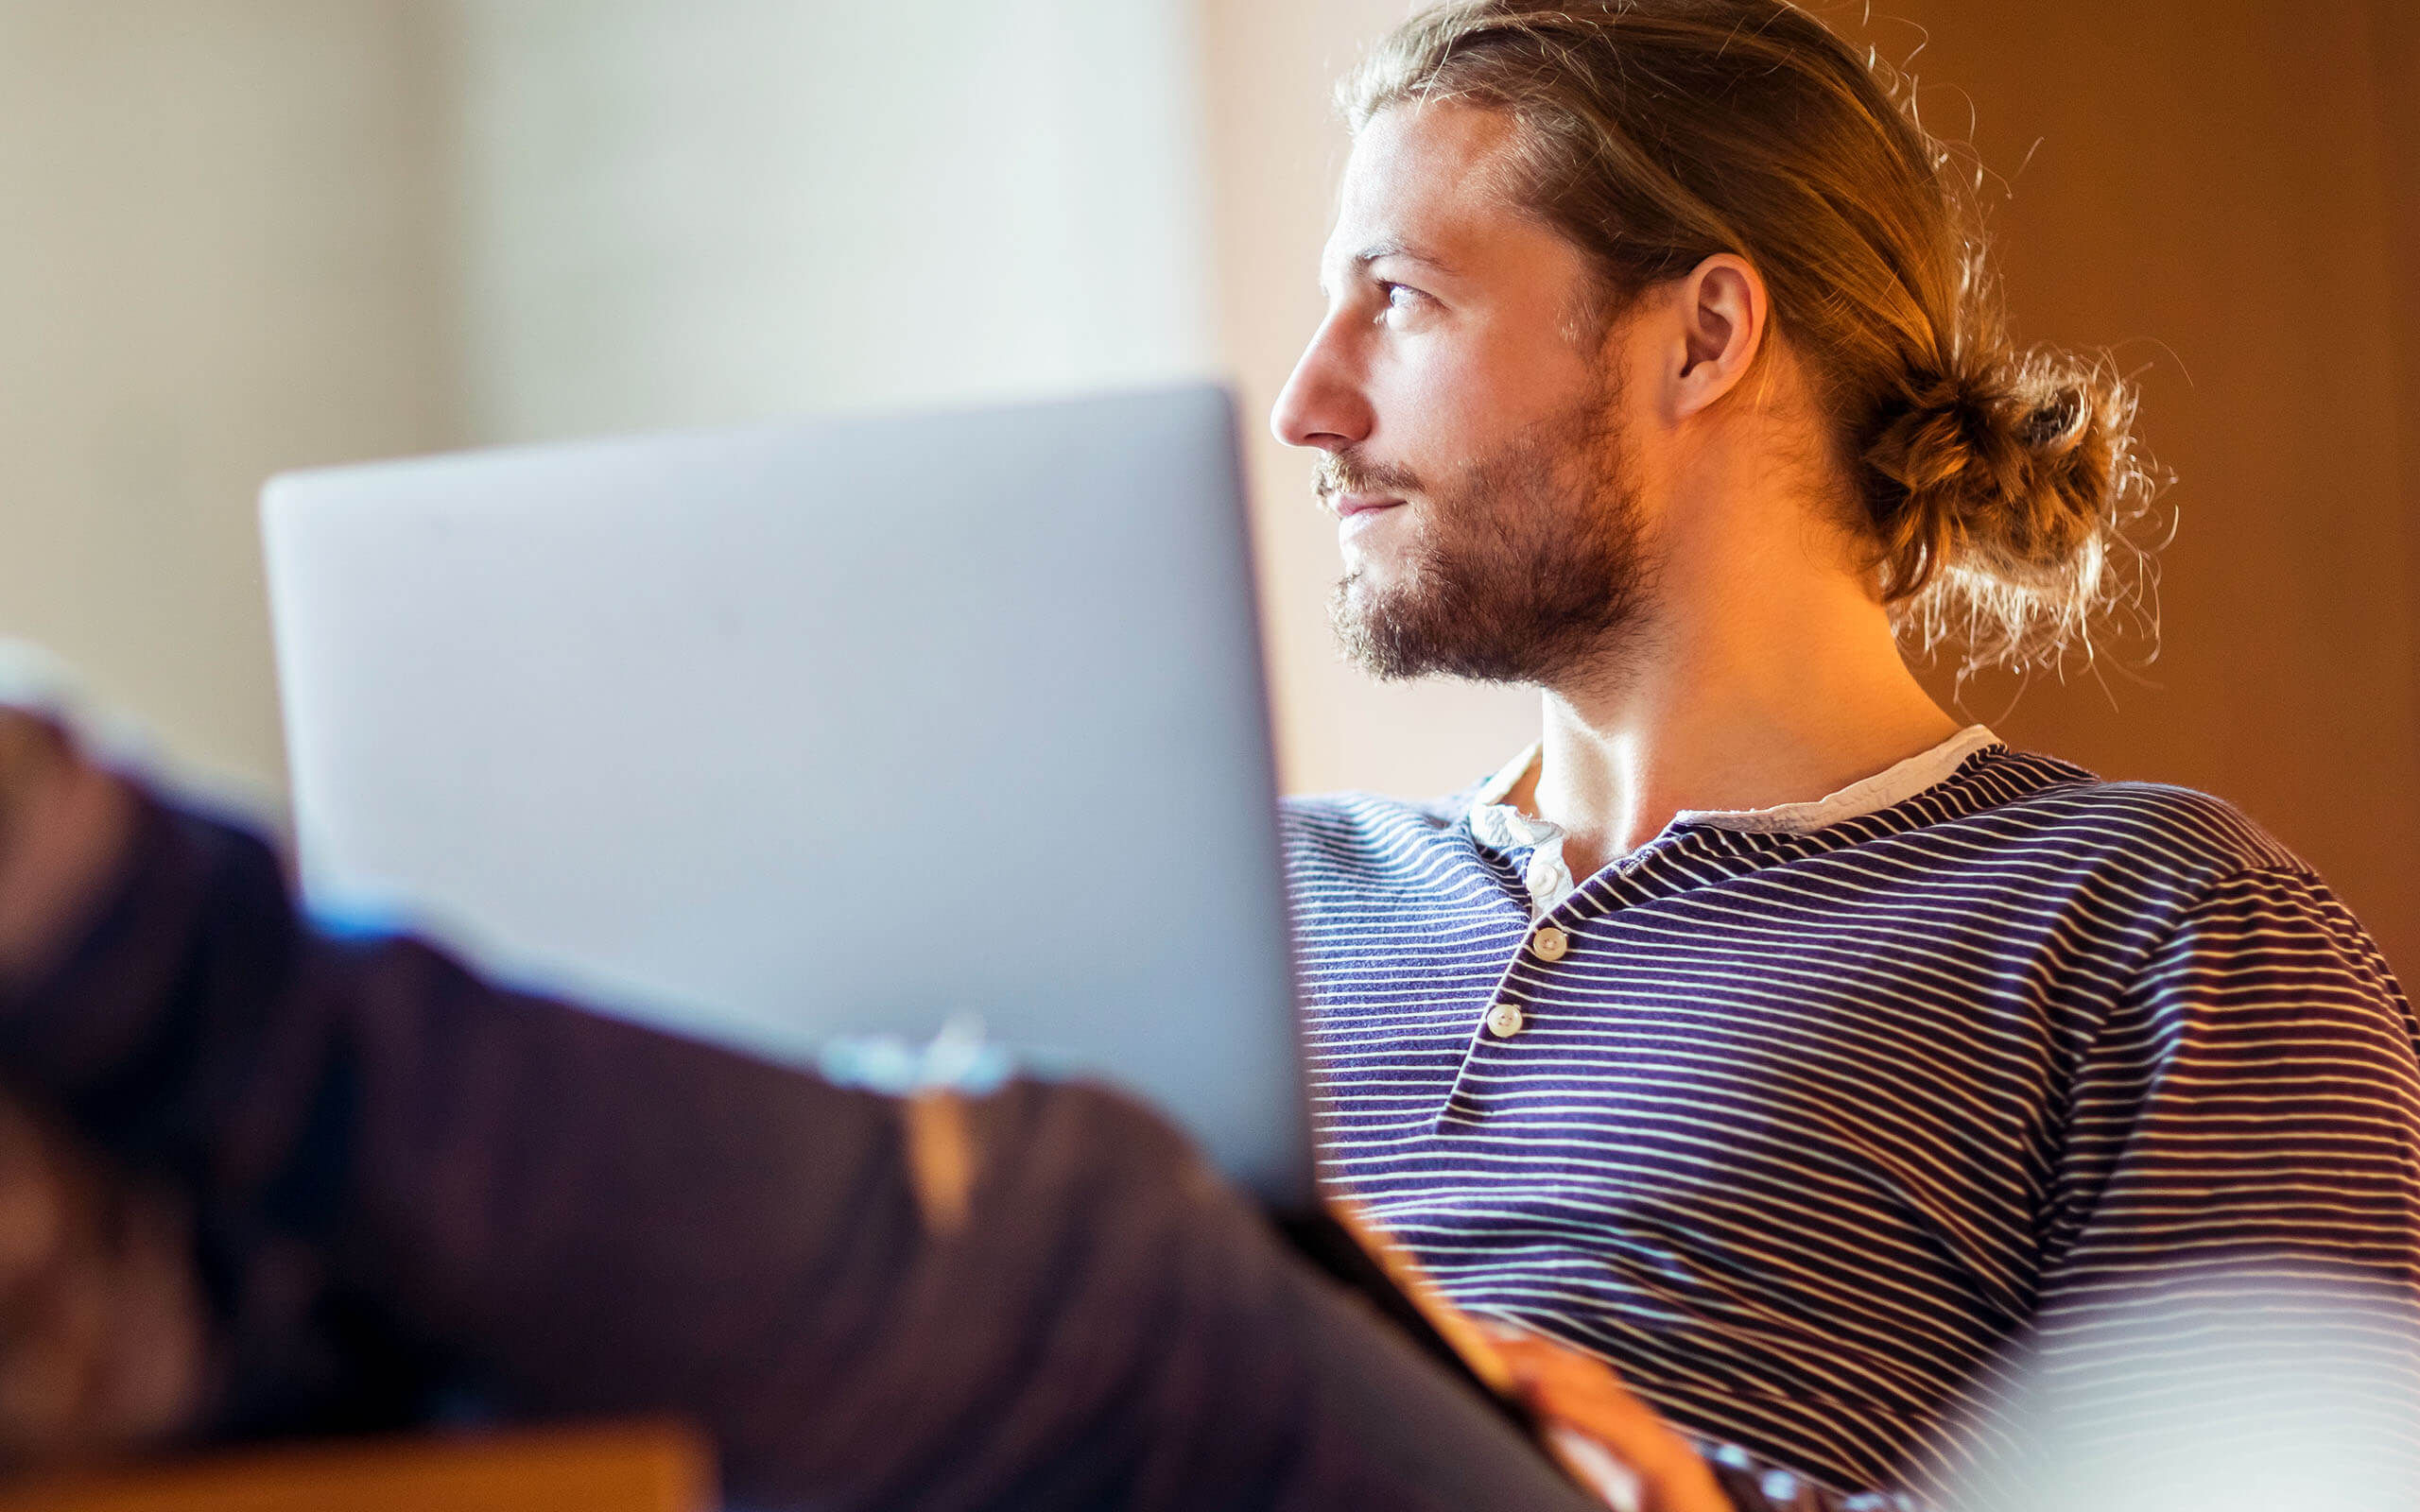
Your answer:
[1270,101,1654,688]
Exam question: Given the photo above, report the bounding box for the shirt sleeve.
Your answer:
[2005,866,2420,1498]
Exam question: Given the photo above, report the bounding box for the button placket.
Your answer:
[1433,826,1596,1123]
[1441,977,1540,1118]
[1479,919,1577,1044]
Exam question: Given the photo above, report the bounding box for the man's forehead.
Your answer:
[1321,101,1523,284]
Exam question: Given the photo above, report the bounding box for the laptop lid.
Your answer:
[261,385,1313,1206]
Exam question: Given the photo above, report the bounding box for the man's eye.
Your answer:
[1375,283,1425,321]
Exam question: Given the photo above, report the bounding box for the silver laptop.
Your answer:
[260,385,1313,1206]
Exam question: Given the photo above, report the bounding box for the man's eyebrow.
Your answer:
[1320,239,1461,299]
[1354,239,1460,279]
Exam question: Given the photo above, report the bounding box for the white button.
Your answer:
[1531,925,1569,961]
[1525,859,1561,894]
[1485,1003,1525,1038]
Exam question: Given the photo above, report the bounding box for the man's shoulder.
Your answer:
[1280,787,1473,843]
[1961,748,2308,885]
[1279,787,1478,881]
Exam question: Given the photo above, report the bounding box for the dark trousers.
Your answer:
[0,793,1599,1511]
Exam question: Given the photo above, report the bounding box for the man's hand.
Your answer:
[1483,1325,1732,1512]
[1324,1199,1730,1511]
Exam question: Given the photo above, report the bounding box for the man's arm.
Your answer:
[1992,868,2420,1499]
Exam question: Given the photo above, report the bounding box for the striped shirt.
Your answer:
[1282,737,2420,1499]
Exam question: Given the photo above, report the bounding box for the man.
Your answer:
[1275,0,2420,1503]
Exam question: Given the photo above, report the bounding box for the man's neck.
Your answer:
[1503,580,1959,882]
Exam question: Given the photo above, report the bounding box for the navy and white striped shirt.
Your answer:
[1283,738,2420,1499]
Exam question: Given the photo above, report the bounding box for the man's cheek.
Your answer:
[1368,344,1495,444]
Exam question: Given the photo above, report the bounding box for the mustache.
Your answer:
[1313,453,1425,503]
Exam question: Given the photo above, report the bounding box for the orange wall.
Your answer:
[1205,0,2420,974]
[1851,1,2420,973]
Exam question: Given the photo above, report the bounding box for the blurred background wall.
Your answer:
[448,0,1214,442]
[2,1,2416,970]
[0,3,457,795]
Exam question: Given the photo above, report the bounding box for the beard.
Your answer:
[1321,378,1653,689]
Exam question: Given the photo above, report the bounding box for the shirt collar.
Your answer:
[1668,724,2002,834]
[1471,741,1542,810]
[1468,725,2002,919]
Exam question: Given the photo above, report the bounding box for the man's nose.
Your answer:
[1269,318,1373,454]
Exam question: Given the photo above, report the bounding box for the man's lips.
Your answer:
[1327,493,1407,520]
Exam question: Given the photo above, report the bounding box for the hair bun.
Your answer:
[1860,346,2141,666]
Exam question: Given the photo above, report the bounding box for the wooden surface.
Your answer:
[0,1420,715,1512]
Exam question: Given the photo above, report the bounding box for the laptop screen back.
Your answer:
[262,385,1313,1206]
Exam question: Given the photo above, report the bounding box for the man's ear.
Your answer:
[1670,253,1769,420]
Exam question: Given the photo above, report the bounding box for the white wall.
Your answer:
[449,0,1219,440]
[0,2,459,802]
